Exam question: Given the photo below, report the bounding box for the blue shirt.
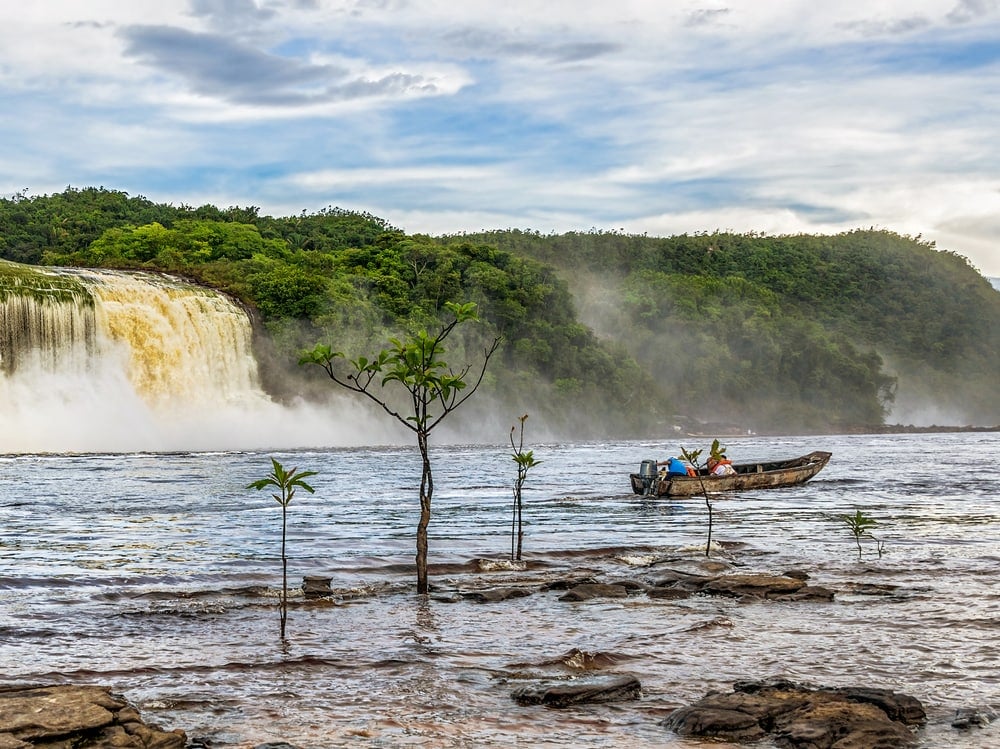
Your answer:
[665,457,690,476]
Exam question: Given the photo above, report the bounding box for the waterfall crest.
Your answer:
[1,294,97,378]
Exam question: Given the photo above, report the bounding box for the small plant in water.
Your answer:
[247,458,317,638]
[510,413,540,562]
[840,509,885,561]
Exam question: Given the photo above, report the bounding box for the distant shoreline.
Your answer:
[762,424,1000,436]
[850,424,1000,434]
[683,425,999,438]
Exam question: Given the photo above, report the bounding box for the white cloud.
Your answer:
[1,0,999,275]
[286,164,500,189]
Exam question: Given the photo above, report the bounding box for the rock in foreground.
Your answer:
[512,675,642,708]
[0,685,185,749]
[662,679,925,747]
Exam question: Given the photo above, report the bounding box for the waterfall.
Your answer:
[0,285,97,379]
[0,262,397,453]
[78,269,262,409]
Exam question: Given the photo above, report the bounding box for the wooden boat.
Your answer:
[630,451,832,498]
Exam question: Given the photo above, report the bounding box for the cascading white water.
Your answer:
[0,263,397,453]
[76,269,263,409]
[0,287,97,378]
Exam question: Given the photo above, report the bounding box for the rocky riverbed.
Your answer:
[5,546,998,748]
[10,563,976,748]
[0,685,185,748]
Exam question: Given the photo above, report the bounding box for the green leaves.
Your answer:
[303,302,498,434]
[247,456,317,507]
[709,439,726,462]
[680,447,702,466]
[445,300,480,323]
[512,449,539,470]
[840,509,877,536]
[297,343,338,366]
[839,509,885,561]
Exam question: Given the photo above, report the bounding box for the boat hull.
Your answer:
[630,451,832,497]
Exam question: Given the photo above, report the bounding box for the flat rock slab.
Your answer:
[702,573,807,598]
[558,583,630,602]
[512,675,642,708]
[0,685,185,749]
[662,679,925,747]
[462,586,534,602]
[644,571,835,602]
[646,586,693,600]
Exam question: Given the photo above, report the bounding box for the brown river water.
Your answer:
[1,432,998,747]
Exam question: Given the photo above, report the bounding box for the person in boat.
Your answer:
[659,456,696,477]
[707,455,737,476]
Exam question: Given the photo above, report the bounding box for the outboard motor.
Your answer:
[638,459,658,496]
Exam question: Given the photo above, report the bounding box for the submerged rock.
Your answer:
[702,573,807,599]
[0,685,185,748]
[780,584,836,601]
[646,586,693,600]
[512,647,633,672]
[648,568,713,590]
[540,575,599,591]
[662,679,925,747]
[951,705,999,729]
[558,583,630,602]
[444,567,843,605]
[511,675,642,707]
[462,586,534,603]
[301,576,332,598]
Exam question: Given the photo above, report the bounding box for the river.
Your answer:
[1,432,998,747]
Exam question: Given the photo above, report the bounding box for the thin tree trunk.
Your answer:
[511,497,517,560]
[686,460,712,558]
[704,498,713,557]
[515,486,524,561]
[280,507,288,638]
[416,432,432,594]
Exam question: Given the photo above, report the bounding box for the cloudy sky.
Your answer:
[2,0,999,275]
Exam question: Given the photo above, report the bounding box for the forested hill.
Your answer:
[1,187,997,435]
[445,229,1000,428]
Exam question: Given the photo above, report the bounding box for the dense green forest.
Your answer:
[2,186,998,434]
[445,228,1000,429]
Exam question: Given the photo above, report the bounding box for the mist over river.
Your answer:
[1,432,998,747]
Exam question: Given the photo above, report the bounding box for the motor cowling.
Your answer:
[638,459,658,495]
